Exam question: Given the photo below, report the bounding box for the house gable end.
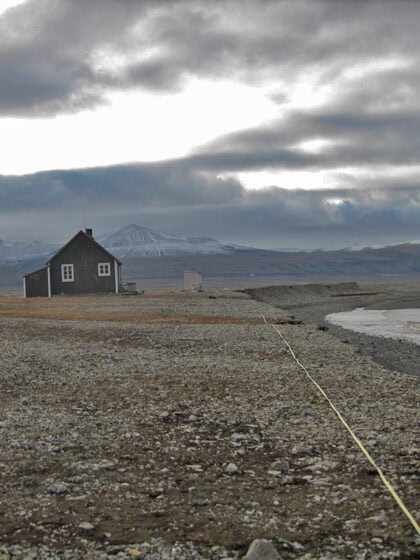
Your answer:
[47,231,121,265]
[24,229,123,297]
[48,231,122,295]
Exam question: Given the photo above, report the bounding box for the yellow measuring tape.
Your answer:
[262,315,420,535]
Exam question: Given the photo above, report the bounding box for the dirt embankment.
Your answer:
[245,282,362,307]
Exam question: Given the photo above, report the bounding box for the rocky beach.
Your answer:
[0,285,419,559]
[246,282,420,379]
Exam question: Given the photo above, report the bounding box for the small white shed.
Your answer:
[184,270,202,292]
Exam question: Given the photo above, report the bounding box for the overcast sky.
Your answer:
[1,0,419,249]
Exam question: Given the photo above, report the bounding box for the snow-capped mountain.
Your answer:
[98,224,244,257]
[0,224,246,264]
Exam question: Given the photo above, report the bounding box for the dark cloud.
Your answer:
[192,103,420,174]
[1,163,419,249]
[1,0,419,115]
[0,0,170,115]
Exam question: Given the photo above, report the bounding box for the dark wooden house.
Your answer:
[24,229,122,297]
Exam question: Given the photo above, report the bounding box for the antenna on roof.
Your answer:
[81,209,92,237]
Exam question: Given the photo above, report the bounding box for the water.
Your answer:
[325,308,420,346]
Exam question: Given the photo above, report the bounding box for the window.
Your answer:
[61,264,74,282]
[98,262,111,276]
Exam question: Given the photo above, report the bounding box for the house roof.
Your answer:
[46,230,122,265]
[24,266,48,278]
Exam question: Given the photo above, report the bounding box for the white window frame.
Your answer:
[98,262,111,277]
[61,264,74,282]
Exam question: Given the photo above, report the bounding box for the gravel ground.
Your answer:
[0,289,419,559]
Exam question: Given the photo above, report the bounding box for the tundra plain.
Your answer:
[0,287,418,559]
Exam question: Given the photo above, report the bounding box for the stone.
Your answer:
[231,433,249,442]
[127,550,142,558]
[291,446,314,456]
[246,539,281,560]
[47,483,68,495]
[71,476,85,484]
[225,463,239,474]
[78,522,95,531]
[270,460,289,474]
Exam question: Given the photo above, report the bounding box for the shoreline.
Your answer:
[325,308,420,346]
[246,283,420,379]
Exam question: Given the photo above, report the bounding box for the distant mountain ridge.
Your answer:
[1,224,420,288]
[0,238,57,263]
[346,240,420,251]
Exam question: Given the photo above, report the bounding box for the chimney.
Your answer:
[85,228,93,238]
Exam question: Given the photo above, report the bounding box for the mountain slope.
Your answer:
[98,224,246,257]
[0,239,56,263]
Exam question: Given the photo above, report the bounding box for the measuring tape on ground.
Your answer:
[262,315,419,535]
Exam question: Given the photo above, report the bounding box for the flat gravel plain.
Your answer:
[0,289,418,559]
